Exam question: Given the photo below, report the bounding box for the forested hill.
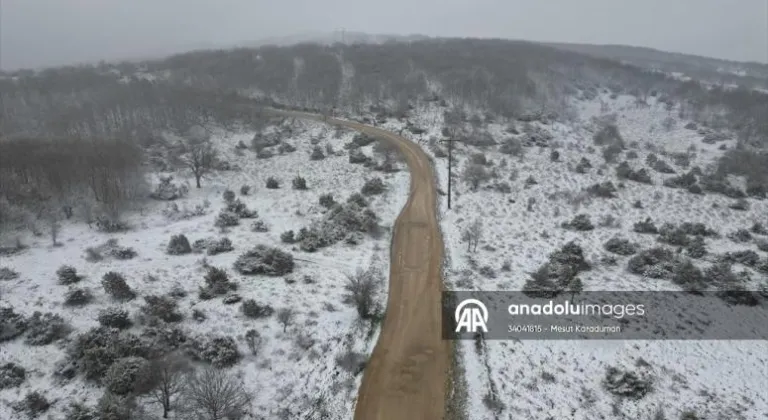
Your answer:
[1,37,766,147]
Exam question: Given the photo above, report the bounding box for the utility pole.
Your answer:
[439,134,464,210]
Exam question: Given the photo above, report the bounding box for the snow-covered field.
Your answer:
[0,119,409,419]
[390,93,768,420]
[2,87,767,420]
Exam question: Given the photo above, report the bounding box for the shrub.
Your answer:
[184,335,240,367]
[593,124,623,146]
[97,391,136,420]
[347,193,368,207]
[222,189,236,203]
[202,266,235,296]
[225,199,257,218]
[251,219,269,232]
[633,218,658,234]
[602,367,653,400]
[0,363,25,389]
[0,267,19,281]
[280,230,296,243]
[95,217,129,233]
[604,237,639,256]
[310,145,325,160]
[140,296,183,323]
[729,198,749,211]
[562,214,594,231]
[63,402,98,420]
[206,237,234,255]
[686,236,708,259]
[751,223,768,235]
[658,224,690,246]
[214,210,240,228]
[585,181,617,198]
[150,176,189,201]
[266,177,280,189]
[292,176,308,190]
[663,170,697,189]
[241,300,275,319]
[319,193,336,208]
[25,312,70,345]
[575,157,592,173]
[57,265,82,285]
[64,288,93,306]
[602,143,623,163]
[627,247,676,279]
[102,272,136,301]
[652,159,675,174]
[110,246,137,260]
[98,308,132,329]
[343,268,383,320]
[240,185,251,195]
[728,229,752,243]
[499,138,524,156]
[278,142,296,154]
[349,149,370,165]
[722,250,760,267]
[335,350,368,375]
[104,357,151,395]
[705,262,740,287]
[15,391,50,417]
[166,234,192,255]
[522,241,590,297]
[234,245,295,276]
[67,327,152,381]
[361,178,386,195]
[672,259,706,291]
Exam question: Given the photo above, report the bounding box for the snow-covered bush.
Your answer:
[226,199,257,218]
[166,234,192,255]
[349,149,370,165]
[201,266,236,296]
[97,391,136,420]
[585,181,617,198]
[104,356,151,395]
[241,299,274,319]
[266,177,280,189]
[319,193,335,208]
[64,287,93,306]
[728,229,752,243]
[67,327,151,381]
[150,176,188,201]
[250,219,269,232]
[522,242,591,297]
[603,237,639,256]
[292,175,308,190]
[63,402,98,420]
[222,189,236,203]
[234,245,294,276]
[310,145,325,160]
[0,267,19,281]
[361,177,386,195]
[14,391,50,417]
[24,311,70,345]
[671,259,706,291]
[240,184,251,195]
[602,366,653,400]
[102,272,136,301]
[627,247,676,279]
[184,335,240,367]
[280,230,296,243]
[0,363,25,389]
[140,295,183,323]
[561,214,594,231]
[633,218,658,234]
[98,308,132,329]
[214,210,240,228]
[57,265,82,285]
[347,193,368,207]
[0,307,27,342]
[206,237,234,255]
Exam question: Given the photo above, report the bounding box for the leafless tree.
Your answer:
[462,218,483,253]
[343,267,382,320]
[182,367,251,420]
[462,163,490,191]
[135,353,191,419]
[179,127,217,188]
[276,308,296,332]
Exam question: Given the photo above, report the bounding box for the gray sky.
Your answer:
[1,0,766,70]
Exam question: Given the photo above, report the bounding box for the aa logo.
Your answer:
[455,298,488,333]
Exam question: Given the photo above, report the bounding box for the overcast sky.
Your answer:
[1,0,766,70]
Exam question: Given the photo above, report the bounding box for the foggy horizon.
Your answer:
[1,0,767,71]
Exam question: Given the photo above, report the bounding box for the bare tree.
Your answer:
[179,127,217,188]
[182,367,251,420]
[463,163,490,191]
[276,308,295,332]
[461,218,483,253]
[343,267,382,320]
[135,353,191,419]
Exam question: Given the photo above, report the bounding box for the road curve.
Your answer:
[266,109,449,420]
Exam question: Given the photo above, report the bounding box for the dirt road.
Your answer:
[267,109,449,420]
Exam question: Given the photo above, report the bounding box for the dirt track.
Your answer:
[268,110,449,420]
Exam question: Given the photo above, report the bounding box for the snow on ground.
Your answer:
[385,93,768,420]
[0,119,408,419]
